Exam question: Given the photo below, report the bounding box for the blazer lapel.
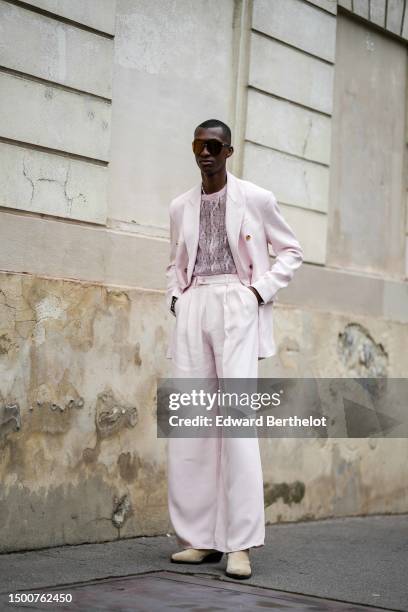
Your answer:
[183,182,201,281]
[225,170,245,275]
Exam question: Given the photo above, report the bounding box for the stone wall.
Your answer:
[1,272,407,551]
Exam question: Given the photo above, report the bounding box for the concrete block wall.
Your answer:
[17,0,117,33]
[0,0,237,290]
[243,0,337,265]
[327,11,407,278]
[106,0,237,240]
[0,0,114,225]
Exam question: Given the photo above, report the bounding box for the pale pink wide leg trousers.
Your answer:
[167,273,265,553]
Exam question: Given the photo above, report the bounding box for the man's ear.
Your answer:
[226,146,234,158]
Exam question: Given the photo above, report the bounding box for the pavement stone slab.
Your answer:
[0,515,407,611]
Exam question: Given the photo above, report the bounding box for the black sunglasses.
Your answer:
[192,139,231,156]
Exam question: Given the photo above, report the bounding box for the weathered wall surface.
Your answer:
[0,0,407,552]
[0,273,170,551]
[1,273,407,552]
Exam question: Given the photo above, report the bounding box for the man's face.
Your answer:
[193,127,233,176]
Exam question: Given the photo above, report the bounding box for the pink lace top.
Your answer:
[193,181,237,276]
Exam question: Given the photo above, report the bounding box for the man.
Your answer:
[165,119,303,579]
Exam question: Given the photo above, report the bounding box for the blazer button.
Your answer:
[184,268,187,273]
[249,264,253,269]
[245,234,251,241]
[175,241,179,246]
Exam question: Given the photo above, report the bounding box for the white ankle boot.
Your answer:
[171,548,223,564]
[226,549,252,578]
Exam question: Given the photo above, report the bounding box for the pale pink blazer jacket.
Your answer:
[166,170,304,359]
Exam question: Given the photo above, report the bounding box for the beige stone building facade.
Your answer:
[0,0,407,552]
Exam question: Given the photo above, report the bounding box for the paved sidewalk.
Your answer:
[0,514,407,611]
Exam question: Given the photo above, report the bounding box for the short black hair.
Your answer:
[195,119,231,145]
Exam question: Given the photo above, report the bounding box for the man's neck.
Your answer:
[201,169,227,195]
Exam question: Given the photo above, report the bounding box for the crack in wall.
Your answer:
[0,288,17,311]
[22,159,35,205]
[21,159,88,216]
[302,117,313,157]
